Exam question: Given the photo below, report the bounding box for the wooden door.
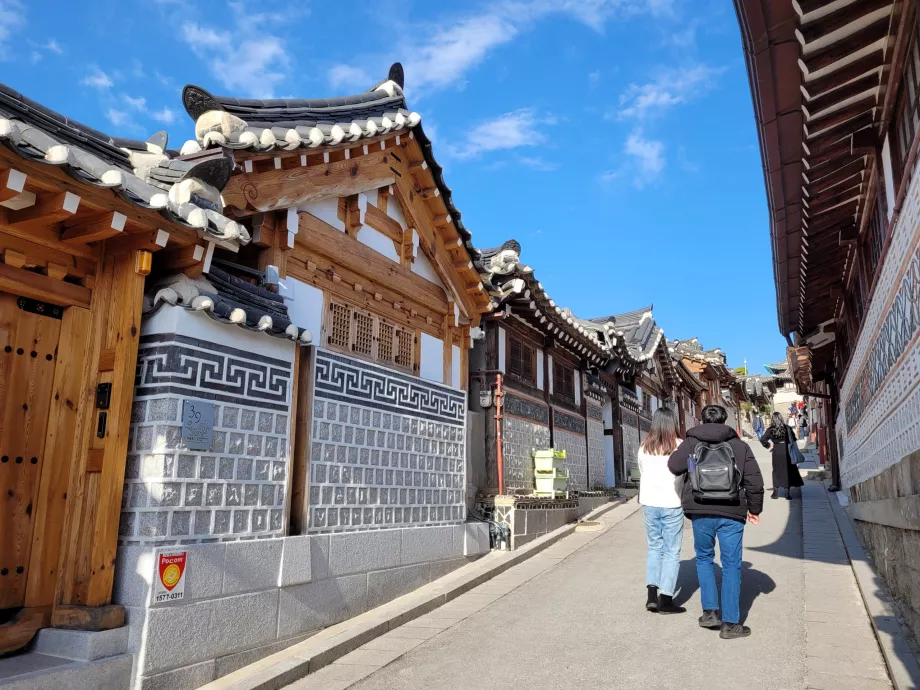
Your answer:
[0,292,62,610]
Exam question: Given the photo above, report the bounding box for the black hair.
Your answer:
[771,411,786,429]
[701,405,728,424]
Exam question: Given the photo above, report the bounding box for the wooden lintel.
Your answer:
[6,190,80,226]
[60,211,127,245]
[0,262,91,307]
[222,150,396,213]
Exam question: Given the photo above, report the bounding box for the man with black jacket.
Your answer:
[668,404,765,640]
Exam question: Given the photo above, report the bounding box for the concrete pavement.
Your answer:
[285,440,892,690]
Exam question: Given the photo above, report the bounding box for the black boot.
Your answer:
[646,585,659,612]
[699,609,721,629]
[657,594,686,614]
[720,623,752,639]
[771,489,778,499]
[786,489,793,501]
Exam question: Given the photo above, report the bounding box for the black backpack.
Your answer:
[689,441,741,503]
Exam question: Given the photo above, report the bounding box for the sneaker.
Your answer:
[719,623,752,639]
[698,610,721,629]
[657,594,686,615]
[646,585,659,612]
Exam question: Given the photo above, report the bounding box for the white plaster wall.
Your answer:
[386,196,408,228]
[412,251,445,289]
[283,277,324,344]
[548,355,554,394]
[299,199,344,231]
[358,225,401,262]
[498,329,507,373]
[536,350,544,390]
[882,135,896,220]
[452,344,461,389]
[574,374,581,406]
[420,332,445,383]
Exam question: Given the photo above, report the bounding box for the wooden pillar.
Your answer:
[55,250,145,613]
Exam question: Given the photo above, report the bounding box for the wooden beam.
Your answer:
[805,100,876,139]
[804,73,880,117]
[808,182,862,208]
[6,190,80,226]
[800,18,891,76]
[0,262,91,308]
[807,163,863,195]
[364,202,403,243]
[797,0,891,45]
[808,193,861,217]
[0,168,26,202]
[50,605,124,632]
[802,52,884,100]
[103,228,170,255]
[804,112,874,155]
[222,150,396,213]
[157,243,205,273]
[60,212,126,245]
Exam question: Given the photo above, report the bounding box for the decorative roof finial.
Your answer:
[388,62,405,89]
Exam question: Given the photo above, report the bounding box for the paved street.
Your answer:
[288,441,891,690]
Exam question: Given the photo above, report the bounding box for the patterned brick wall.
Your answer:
[308,350,467,532]
[622,410,640,474]
[838,164,920,490]
[553,409,588,491]
[121,333,293,544]
[502,393,551,492]
[586,402,605,490]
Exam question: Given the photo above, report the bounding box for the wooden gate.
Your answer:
[0,292,63,611]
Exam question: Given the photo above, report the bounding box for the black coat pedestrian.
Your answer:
[760,425,804,489]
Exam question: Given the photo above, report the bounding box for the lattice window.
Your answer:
[378,321,395,364]
[395,328,414,369]
[353,310,374,356]
[895,24,920,177]
[326,299,415,372]
[508,335,536,387]
[553,360,575,404]
[328,301,352,350]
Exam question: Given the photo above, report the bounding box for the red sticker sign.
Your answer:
[154,552,187,602]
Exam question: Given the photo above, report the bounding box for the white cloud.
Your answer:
[453,109,546,158]
[81,66,113,89]
[624,128,664,185]
[616,64,724,120]
[518,155,558,171]
[328,64,370,90]
[151,106,177,125]
[396,0,670,96]
[124,95,147,111]
[180,21,288,98]
[106,108,130,127]
[588,69,601,86]
[44,39,62,54]
[28,50,40,63]
[0,0,25,60]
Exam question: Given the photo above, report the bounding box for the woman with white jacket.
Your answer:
[638,407,686,614]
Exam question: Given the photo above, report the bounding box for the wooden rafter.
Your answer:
[803,73,879,116]
[799,17,891,75]
[804,100,875,138]
[802,51,884,99]
[796,0,891,45]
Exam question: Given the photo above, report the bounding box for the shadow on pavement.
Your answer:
[673,560,776,623]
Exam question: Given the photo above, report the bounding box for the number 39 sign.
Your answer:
[154,551,187,603]
[181,399,214,451]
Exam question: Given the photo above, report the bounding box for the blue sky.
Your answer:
[0,0,787,373]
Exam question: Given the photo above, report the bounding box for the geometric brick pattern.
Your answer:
[838,167,920,489]
[586,417,606,490]
[622,411,640,474]
[502,416,551,492]
[554,428,587,491]
[308,349,466,532]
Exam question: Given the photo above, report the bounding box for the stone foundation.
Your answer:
[480,494,613,550]
[113,522,490,689]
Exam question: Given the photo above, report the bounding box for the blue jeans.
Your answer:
[643,506,684,597]
[691,516,745,624]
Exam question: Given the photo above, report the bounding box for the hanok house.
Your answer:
[764,359,802,412]
[670,338,736,409]
[584,307,676,481]
[672,353,708,435]
[469,241,620,549]
[110,64,493,689]
[738,0,920,642]
[0,81,249,685]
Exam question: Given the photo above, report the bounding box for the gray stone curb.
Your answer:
[825,481,920,690]
[200,497,630,690]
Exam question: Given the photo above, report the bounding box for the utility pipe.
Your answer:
[494,373,504,496]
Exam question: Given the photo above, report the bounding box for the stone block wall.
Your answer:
[621,409,640,475]
[501,392,551,492]
[122,308,294,544]
[586,402,605,490]
[553,409,587,492]
[113,523,491,689]
[308,350,467,532]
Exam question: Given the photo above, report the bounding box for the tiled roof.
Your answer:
[0,82,249,246]
[588,306,661,362]
[145,263,311,343]
[182,64,483,291]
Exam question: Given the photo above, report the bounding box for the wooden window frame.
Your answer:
[552,359,576,405]
[506,333,538,388]
[323,297,416,374]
